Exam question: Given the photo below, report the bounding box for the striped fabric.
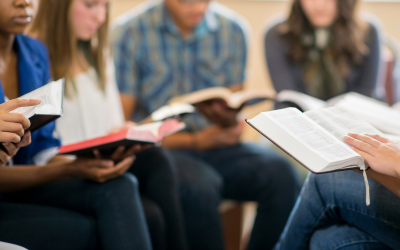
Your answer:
[112,0,249,131]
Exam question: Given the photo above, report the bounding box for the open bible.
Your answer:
[10,78,64,132]
[275,90,400,135]
[246,107,384,173]
[168,87,275,109]
[58,119,185,157]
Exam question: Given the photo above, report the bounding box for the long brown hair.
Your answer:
[28,0,109,96]
[280,0,369,76]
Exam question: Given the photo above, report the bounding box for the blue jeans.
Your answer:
[0,173,152,250]
[274,171,400,250]
[170,143,300,250]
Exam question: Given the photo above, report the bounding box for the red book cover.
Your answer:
[58,119,185,156]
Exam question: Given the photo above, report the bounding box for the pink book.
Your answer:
[59,119,185,157]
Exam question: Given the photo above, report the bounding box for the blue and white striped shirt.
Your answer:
[112,0,249,131]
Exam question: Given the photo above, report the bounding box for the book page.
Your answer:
[229,89,275,108]
[305,107,383,143]
[168,87,232,105]
[150,103,195,122]
[267,108,359,163]
[275,90,326,111]
[11,79,64,117]
[331,92,400,135]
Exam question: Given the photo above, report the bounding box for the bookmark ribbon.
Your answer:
[363,168,370,206]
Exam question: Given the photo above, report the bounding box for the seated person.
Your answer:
[264,0,380,101]
[112,0,300,249]
[29,0,187,249]
[0,1,151,249]
[274,133,400,250]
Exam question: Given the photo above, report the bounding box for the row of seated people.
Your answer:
[0,0,398,250]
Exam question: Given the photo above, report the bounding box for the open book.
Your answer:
[58,119,185,157]
[141,103,195,123]
[168,87,275,109]
[276,90,400,135]
[10,78,64,132]
[246,107,384,173]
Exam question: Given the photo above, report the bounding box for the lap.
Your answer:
[2,173,139,215]
[310,224,390,250]
[301,171,400,249]
[170,143,299,202]
[0,202,97,250]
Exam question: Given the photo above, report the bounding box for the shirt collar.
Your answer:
[153,2,219,41]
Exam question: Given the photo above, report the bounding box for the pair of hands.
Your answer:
[344,133,400,180]
[67,143,150,183]
[194,100,244,151]
[0,99,42,166]
[66,121,151,183]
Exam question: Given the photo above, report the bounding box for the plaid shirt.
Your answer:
[112,0,249,131]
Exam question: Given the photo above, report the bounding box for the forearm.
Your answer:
[162,132,195,150]
[366,170,400,198]
[0,163,71,193]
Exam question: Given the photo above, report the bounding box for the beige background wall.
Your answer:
[110,0,400,92]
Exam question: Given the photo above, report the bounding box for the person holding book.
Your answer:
[0,0,151,249]
[273,133,400,249]
[264,0,381,101]
[112,0,300,249]
[29,0,188,249]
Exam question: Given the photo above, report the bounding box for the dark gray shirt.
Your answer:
[264,22,381,100]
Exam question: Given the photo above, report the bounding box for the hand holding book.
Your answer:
[0,98,42,166]
[64,156,135,183]
[0,98,41,143]
[196,100,241,127]
[345,133,400,180]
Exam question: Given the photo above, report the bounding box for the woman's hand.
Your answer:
[344,133,400,179]
[66,156,135,183]
[0,131,32,166]
[0,98,41,143]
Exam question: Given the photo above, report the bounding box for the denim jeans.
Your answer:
[274,171,400,250]
[0,173,152,250]
[170,143,300,250]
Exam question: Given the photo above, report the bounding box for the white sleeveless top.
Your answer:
[56,62,125,145]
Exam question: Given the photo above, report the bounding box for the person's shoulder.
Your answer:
[112,0,160,32]
[209,3,251,40]
[264,21,285,43]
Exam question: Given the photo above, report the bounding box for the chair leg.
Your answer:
[221,203,244,250]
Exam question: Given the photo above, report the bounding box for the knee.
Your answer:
[309,225,387,250]
[100,173,140,199]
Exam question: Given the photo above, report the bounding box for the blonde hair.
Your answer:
[28,0,109,96]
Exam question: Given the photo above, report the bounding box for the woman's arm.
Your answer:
[264,24,301,93]
[344,133,400,198]
[362,169,400,198]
